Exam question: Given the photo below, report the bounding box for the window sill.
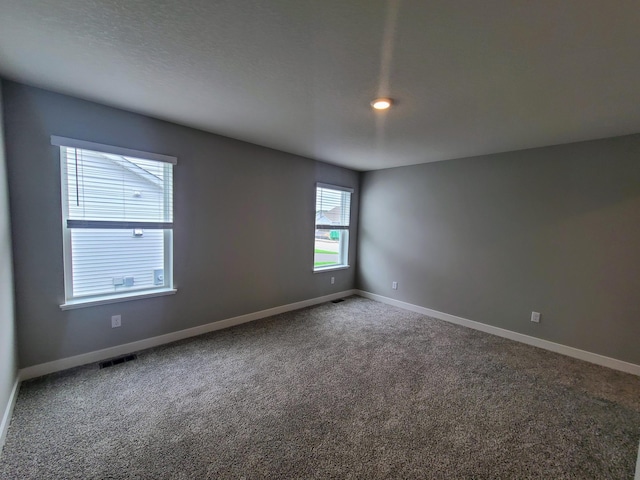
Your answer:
[313,265,350,273]
[60,288,177,310]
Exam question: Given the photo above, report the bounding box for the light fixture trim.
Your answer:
[371,98,393,110]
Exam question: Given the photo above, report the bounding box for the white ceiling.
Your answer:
[0,1,639,171]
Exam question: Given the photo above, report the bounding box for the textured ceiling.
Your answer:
[0,0,639,171]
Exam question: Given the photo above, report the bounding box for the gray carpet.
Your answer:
[1,296,639,479]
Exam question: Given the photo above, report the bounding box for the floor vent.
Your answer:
[99,354,137,369]
[331,299,345,304]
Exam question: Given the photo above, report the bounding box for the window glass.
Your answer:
[57,140,175,303]
[314,185,352,270]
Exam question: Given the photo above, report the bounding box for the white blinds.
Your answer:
[61,146,173,229]
[315,184,352,230]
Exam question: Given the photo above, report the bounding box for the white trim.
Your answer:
[59,147,73,302]
[60,288,177,310]
[51,136,177,165]
[356,290,640,377]
[313,265,350,273]
[0,376,20,454]
[316,182,354,193]
[22,290,357,380]
[636,440,640,480]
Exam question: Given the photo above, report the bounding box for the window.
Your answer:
[52,136,176,308]
[314,183,353,271]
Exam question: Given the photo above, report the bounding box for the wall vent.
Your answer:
[99,354,137,369]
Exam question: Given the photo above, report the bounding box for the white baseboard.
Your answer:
[20,290,357,381]
[636,440,640,480]
[0,376,20,454]
[356,290,640,377]
[17,287,639,379]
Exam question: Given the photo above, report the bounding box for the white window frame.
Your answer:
[52,136,177,310]
[313,182,353,272]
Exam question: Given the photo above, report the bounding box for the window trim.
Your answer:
[316,182,353,193]
[312,264,350,274]
[53,136,177,308]
[51,136,177,164]
[313,183,353,272]
[60,288,177,310]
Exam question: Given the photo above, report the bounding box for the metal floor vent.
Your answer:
[331,298,345,304]
[99,354,137,369]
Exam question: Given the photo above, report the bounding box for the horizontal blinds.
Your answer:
[315,185,351,229]
[67,220,173,229]
[62,146,173,229]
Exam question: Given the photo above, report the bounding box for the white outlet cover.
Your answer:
[111,315,122,328]
[531,312,541,323]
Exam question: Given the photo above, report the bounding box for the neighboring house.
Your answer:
[317,206,343,225]
[315,206,343,239]
[67,151,166,297]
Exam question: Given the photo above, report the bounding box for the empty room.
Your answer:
[0,1,639,478]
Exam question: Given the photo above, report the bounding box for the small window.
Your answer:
[52,136,176,306]
[314,183,353,271]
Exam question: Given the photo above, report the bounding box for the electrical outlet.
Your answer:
[392,281,398,290]
[111,315,121,328]
[331,277,335,285]
[531,311,541,323]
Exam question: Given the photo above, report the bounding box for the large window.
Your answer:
[53,136,176,308]
[314,183,353,271]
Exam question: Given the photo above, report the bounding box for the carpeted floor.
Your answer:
[1,296,639,479]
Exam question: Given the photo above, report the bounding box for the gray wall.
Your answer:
[358,135,640,365]
[0,81,18,425]
[3,82,359,368]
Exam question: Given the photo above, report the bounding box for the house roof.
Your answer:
[103,154,164,189]
[1,1,639,171]
[321,207,343,225]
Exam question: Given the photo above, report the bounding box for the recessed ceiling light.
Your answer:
[371,98,393,110]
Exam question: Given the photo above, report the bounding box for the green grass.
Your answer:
[314,249,338,254]
[314,261,338,267]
